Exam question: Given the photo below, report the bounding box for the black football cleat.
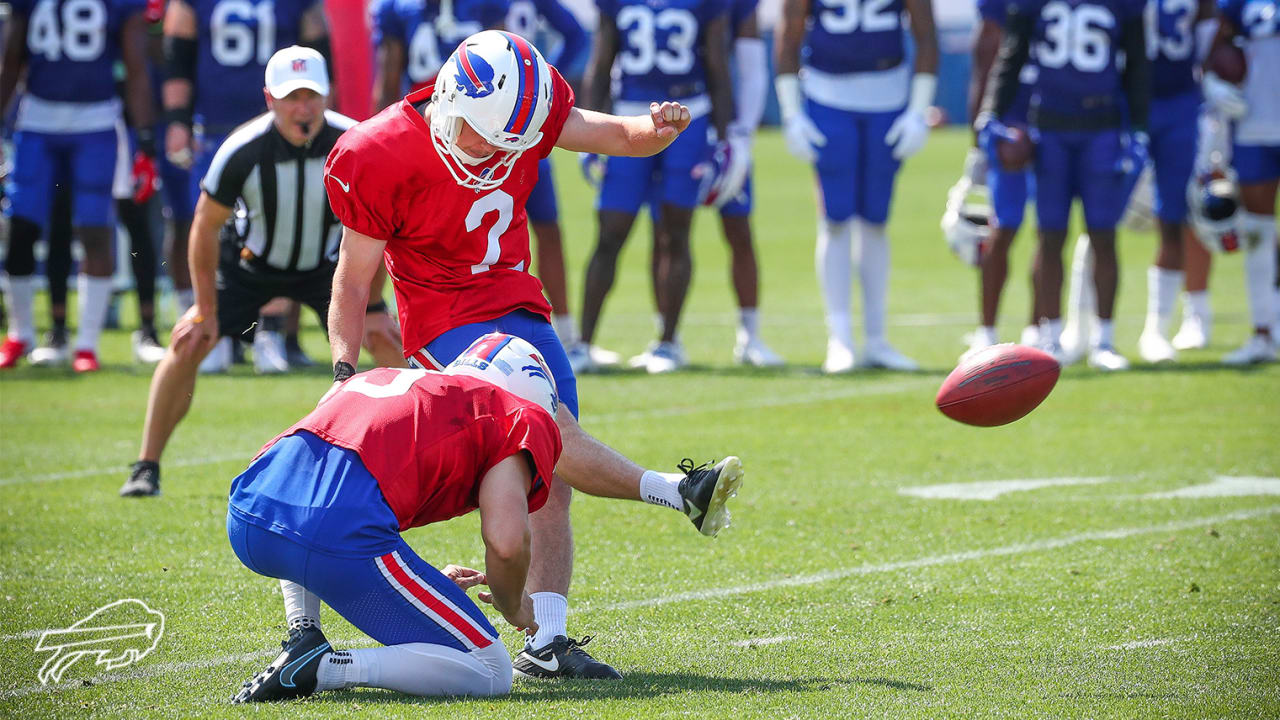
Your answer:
[513,635,622,680]
[119,461,161,497]
[676,456,744,537]
[232,626,331,703]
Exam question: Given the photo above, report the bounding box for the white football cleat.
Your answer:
[961,327,998,362]
[1171,313,1210,350]
[132,331,167,364]
[822,339,855,374]
[1222,334,1277,366]
[199,337,232,374]
[628,342,657,369]
[1088,344,1130,371]
[1137,328,1177,363]
[589,345,621,366]
[645,341,686,374]
[29,332,69,367]
[734,335,784,367]
[566,342,593,374]
[859,340,919,371]
[253,331,290,374]
[1019,324,1042,347]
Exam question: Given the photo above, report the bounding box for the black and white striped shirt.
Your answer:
[201,110,357,273]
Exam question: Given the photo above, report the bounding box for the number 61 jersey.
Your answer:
[323,70,574,358]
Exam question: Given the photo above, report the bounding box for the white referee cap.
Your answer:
[265,46,329,99]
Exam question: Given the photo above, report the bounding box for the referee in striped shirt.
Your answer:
[121,47,400,498]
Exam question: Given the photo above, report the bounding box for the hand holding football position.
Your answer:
[442,564,488,591]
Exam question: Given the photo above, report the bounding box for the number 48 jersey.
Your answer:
[12,0,146,105]
[599,0,729,105]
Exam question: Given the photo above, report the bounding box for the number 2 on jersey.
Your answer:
[469,190,524,275]
[343,369,429,399]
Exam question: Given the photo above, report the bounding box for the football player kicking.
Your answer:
[775,0,939,373]
[323,31,745,679]
[981,0,1151,371]
[230,334,661,701]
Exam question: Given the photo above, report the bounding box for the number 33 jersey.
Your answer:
[599,0,729,105]
[323,69,574,358]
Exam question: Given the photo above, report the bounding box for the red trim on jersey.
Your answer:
[377,551,493,649]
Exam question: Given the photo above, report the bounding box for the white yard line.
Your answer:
[4,506,1274,699]
[729,636,797,648]
[0,379,931,488]
[1104,637,1184,650]
[898,477,1116,501]
[1144,476,1280,499]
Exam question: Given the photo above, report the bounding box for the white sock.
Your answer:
[639,470,683,511]
[280,580,321,631]
[856,219,890,346]
[175,288,194,315]
[530,592,568,649]
[1147,266,1183,335]
[74,275,114,352]
[1185,290,1210,321]
[1096,319,1115,348]
[1041,318,1063,345]
[738,307,759,342]
[975,326,998,345]
[1241,214,1277,331]
[552,313,578,346]
[316,641,511,697]
[4,275,38,344]
[816,217,853,349]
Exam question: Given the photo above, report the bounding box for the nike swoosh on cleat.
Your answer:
[280,643,329,688]
[522,653,560,672]
[684,499,704,522]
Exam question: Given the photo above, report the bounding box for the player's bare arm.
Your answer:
[969,19,1004,131]
[373,36,408,112]
[0,11,28,120]
[980,7,1032,124]
[121,13,157,132]
[556,104,692,158]
[162,0,198,168]
[704,14,734,139]
[170,194,233,356]
[904,0,940,76]
[299,2,333,108]
[476,455,537,634]
[580,12,621,112]
[329,226,388,369]
[774,0,808,75]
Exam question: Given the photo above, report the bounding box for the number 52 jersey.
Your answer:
[323,70,574,358]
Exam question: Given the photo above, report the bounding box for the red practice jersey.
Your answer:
[324,69,575,358]
[260,369,561,531]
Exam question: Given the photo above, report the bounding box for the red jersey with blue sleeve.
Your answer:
[371,0,507,93]
[599,0,730,102]
[323,67,573,358]
[803,0,906,74]
[12,0,146,104]
[261,369,560,531]
[1146,0,1200,98]
[190,0,310,130]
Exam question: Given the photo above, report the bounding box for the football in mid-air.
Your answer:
[997,126,1034,171]
[1207,42,1246,84]
[936,344,1060,426]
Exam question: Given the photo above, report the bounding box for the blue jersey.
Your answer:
[12,0,146,103]
[979,0,1037,121]
[191,0,310,129]
[506,0,587,68]
[1012,0,1145,116]
[1218,0,1278,37]
[371,0,505,91]
[730,0,758,28]
[1145,0,1200,97]
[802,0,906,74]
[599,0,729,102]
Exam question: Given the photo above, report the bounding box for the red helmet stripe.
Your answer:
[501,32,539,136]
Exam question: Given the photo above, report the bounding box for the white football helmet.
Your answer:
[431,30,553,190]
[1120,166,1156,232]
[1187,167,1242,253]
[940,176,992,267]
[444,332,559,416]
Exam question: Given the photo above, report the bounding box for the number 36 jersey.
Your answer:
[12,0,145,105]
[599,0,729,106]
[323,69,574,357]
[191,0,310,130]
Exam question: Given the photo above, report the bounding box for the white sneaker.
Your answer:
[1020,324,1042,347]
[29,332,69,367]
[588,345,621,366]
[822,339,856,374]
[1088,345,1131,371]
[1137,328,1177,364]
[1171,314,1209,350]
[645,341,686,374]
[200,337,232,374]
[566,342,594,374]
[253,331,290,374]
[860,340,919,371]
[1222,334,1277,366]
[961,327,999,362]
[628,342,656,368]
[132,331,167,364]
[734,335,784,367]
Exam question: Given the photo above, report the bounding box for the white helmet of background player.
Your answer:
[940,176,992,267]
[431,30,553,191]
[1187,167,1242,253]
[444,333,559,416]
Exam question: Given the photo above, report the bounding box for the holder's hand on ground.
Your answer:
[442,564,488,591]
[362,310,404,367]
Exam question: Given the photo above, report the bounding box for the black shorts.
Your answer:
[216,243,334,340]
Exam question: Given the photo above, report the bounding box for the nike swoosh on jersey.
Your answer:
[329,176,350,192]
[522,652,560,672]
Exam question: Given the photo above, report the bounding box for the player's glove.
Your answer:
[774,73,826,163]
[884,73,936,160]
[579,152,604,187]
[131,151,159,204]
[1115,131,1150,177]
[694,127,752,208]
[1202,72,1247,120]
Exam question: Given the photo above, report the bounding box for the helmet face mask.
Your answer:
[430,30,552,191]
[444,333,560,416]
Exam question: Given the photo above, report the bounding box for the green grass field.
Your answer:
[1,129,1278,719]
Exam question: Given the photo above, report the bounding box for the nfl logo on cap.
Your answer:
[266,46,329,99]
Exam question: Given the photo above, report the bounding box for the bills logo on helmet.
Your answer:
[453,44,496,98]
